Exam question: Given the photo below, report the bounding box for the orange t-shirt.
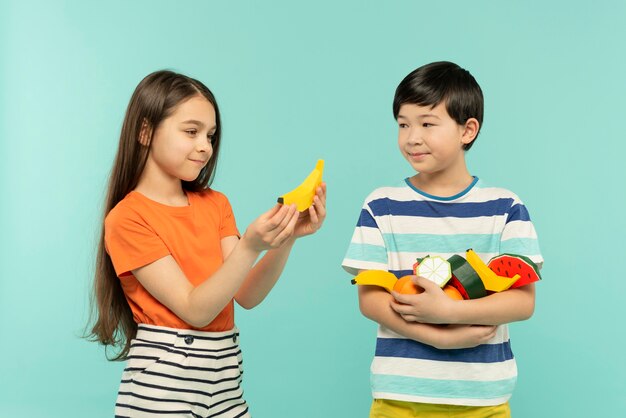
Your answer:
[104,189,240,331]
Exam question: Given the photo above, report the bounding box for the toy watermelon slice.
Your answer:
[488,253,541,288]
[448,254,487,299]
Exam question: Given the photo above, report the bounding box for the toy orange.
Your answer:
[443,285,464,301]
[393,276,423,294]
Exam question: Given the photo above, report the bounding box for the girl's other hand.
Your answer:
[242,203,299,252]
[294,182,327,238]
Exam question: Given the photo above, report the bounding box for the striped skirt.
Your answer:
[115,324,250,417]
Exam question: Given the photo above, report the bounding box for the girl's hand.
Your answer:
[241,203,299,252]
[434,324,497,349]
[292,183,326,238]
[390,276,458,324]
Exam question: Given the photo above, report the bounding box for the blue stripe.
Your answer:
[383,233,500,254]
[372,374,516,399]
[506,203,531,223]
[356,208,377,228]
[368,198,514,219]
[389,269,413,279]
[375,338,513,363]
[345,243,387,264]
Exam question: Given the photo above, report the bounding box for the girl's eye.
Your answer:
[208,133,215,143]
[186,129,198,136]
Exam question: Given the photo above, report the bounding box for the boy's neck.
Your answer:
[408,170,474,198]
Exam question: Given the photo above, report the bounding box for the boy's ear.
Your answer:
[138,119,152,146]
[461,118,480,146]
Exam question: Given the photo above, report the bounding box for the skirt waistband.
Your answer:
[135,323,240,351]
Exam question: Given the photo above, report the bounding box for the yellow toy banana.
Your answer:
[277,160,324,211]
[351,270,398,293]
[465,249,519,292]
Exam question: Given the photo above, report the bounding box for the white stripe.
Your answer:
[372,357,518,381]
[374,214,507,235]
[342,259,388,275]
[364,182,521,204]
[390,251,497,270]
[373,391,511,407]
[351,226,385,245]
[501,220,539,240]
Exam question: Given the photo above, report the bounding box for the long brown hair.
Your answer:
[87,70,222,360]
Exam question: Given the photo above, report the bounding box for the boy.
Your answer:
[342,61,542,417]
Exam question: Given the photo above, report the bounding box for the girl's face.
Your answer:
[145,95,216,183]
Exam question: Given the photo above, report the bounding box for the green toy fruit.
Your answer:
[448,254,487,299]
[488,254,541,288]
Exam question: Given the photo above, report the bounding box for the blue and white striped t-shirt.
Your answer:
[342,177,543,406]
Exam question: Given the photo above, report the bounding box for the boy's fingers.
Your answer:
[389,299,413,315]
[391,290,416,305]
[412,275,439,291]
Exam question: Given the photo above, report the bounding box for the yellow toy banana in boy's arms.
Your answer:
[465,248,519,292]
[277,160,324,211]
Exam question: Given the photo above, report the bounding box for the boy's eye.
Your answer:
[422,123,434,128]
[399,123,408,128]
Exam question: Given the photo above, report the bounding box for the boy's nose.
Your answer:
[408,131,424,145]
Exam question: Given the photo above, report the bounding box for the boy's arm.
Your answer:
[390,275,535,326]
[358,279,497,349]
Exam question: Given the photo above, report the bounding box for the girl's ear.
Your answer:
[461,118,480,146]
[138,119,152,146]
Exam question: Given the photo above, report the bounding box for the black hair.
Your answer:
[393,61,483,150]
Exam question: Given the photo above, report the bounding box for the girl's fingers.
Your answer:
[308,200,320,225]
[261,203,282,221]
[267,204,295,231]
[313,195,326,219]
[272,210,299,246]
[317,183,327,207]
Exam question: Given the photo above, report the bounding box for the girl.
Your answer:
[88,70,326,417]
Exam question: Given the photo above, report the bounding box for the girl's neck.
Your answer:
[135,167,189,207]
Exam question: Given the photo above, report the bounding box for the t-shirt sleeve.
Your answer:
[219,193,240,239]
[500,196,544,268]
[341,200,388,276]
[104,208,170,277]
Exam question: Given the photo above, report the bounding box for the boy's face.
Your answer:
[397,102,476,176]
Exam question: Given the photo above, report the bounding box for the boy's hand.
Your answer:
[390,275,458,324]
[293,183,327,238]
[434,324,497,349]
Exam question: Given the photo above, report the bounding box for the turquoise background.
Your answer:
[1,1,625,416]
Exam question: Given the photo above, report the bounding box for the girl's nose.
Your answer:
[197,137,213,152]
